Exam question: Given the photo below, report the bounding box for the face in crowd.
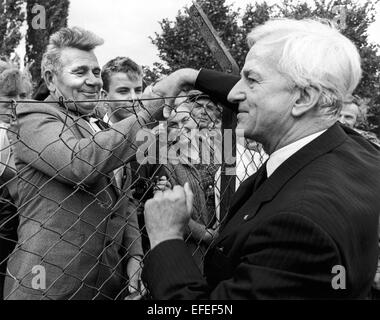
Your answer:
[188,97,221,130]
[46,47,103,116]
[174,92,221,130]
[104,72,143,121]
[338,103,359,128]
[168,104,198,146]
[0,62,22,118]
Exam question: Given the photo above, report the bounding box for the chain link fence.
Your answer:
[0,92,268,300]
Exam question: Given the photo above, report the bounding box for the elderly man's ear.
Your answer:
[292,85,322,117]
[43,70,58,93]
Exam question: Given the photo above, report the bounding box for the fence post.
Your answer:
[189,1,239,221]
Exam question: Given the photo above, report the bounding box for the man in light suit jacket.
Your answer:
[141,19,380,299]
[3,27,165,300]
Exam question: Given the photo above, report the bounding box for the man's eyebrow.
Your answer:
[72,66,100,72]
[115,86,131,90]
[72,65,89,72]
[242,69,262,79]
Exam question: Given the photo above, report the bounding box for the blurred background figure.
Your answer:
[0,59,21,298]
[19,64,33,100]
[183,90,222,130]
[134,90,222,270]
[339,98,360,128]
[339,96,380,147]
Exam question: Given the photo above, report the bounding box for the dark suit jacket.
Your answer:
[142,69,380,299]
[4,95,163,300]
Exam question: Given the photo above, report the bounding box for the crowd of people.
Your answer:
[0,17,379,300]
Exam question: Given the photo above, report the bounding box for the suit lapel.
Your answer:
[216,123,348,244]
[221,163,267,225]
[71,113,122,197]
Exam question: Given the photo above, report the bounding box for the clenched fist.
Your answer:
[144,183,193,250]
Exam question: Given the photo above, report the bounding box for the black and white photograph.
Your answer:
[0,0,380,306]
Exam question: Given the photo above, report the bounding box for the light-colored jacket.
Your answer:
[4,95,162,300]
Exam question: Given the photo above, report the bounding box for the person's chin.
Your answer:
[77,102,97,115]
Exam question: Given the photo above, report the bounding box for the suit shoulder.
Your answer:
[16,100,66,119]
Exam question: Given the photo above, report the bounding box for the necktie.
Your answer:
[253,164,268,192]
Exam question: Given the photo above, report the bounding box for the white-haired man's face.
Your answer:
[47,47,103,115]
[227,43,298,150]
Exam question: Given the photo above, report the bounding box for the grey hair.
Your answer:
[41,27,104,75]
[247,18,362,118]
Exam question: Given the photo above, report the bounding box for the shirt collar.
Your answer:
[103,113,114,126]
[266,130,327,178]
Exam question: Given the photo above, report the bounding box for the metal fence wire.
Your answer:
[0,93,268,300]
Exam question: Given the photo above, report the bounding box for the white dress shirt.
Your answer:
[266,130,327,178]
[88,115,124,189]
[103,113,113,126]
[235,143,268,190]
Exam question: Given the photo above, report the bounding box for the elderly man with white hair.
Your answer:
[3,27,165,300]
[141,19,380,299]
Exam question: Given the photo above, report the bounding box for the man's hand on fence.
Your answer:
[144,183,193,250]
[153,176,172,193]
[187,219,219,245]
[153,68,199,97]
[149,68,200,118]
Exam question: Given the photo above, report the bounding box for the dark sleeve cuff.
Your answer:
[142,239,208,299]
[195,69,240,112]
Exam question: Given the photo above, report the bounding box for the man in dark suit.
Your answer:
[141,18,380,299]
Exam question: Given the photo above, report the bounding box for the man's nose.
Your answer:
[130,90,137,102]
[338,115,346,124]
[86,73,103,88]
[227,79,245,104]
[201,105,208,114]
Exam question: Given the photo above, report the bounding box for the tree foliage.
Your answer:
[25,0,70,83]
[0,0,25,59]
[150,0,380,133]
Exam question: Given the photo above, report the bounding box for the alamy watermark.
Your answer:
[331,265,346,290]
[31,4,46,30]
[31,265,46,290]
